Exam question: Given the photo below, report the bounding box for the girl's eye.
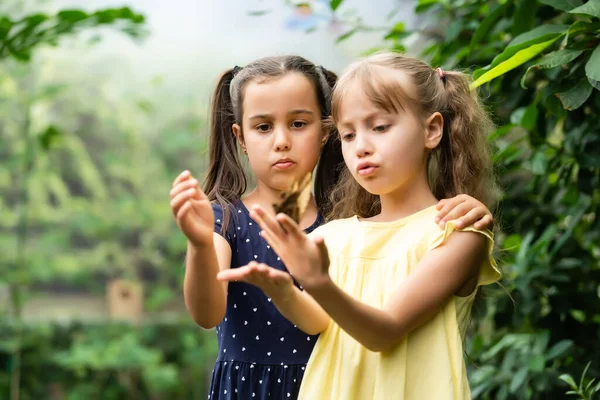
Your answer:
[291,121,307,129]
[256,124,271,132]
[341,132,355,141]
[374,124,390,132]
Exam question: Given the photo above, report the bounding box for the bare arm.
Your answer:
[271,285,330,335]
[184,233,232,329]
[306,231,488,352]
[217,262,330,335]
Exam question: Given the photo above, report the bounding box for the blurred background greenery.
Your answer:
[1,0,599,399]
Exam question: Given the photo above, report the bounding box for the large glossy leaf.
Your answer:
[520,49,583,88]
[556,78,594,110]
[585,44,600,81]
[473,25,568,80]
[539,0,583,11]
[472,38,561,88]
[569,0,600,18]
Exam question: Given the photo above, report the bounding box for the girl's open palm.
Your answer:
[250,205,331,290]
[217,262,295,301]
[169,170,214,247]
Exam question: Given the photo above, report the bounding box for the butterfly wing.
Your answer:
[272,173,312,224]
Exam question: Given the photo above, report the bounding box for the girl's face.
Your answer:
[233,72,326,191]
[336,77,443,197]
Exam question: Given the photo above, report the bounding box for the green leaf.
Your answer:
[521,49,583,88]
[57,10,89,23]
[38,126,61,150]
[21,13,49,27]
[528,354,546,372]
[416,0,441,13]
[0,17,12,41]
[580,361,592,387]
[556,78,593,110]
[336,27,358,43]
[569,0,600,18]
[588,77,600,90]
[509,24,568,48]
[534,49,583,69]
[488,124,516,141]
[446,19,463,43]
[391,22,405,32]
[330,0,344,11]
[470,2,508,49]
[472,38,561,88]
[514,0,538,36]
[7,45,31,61]
[473,25,567,80]
[521,104,538,130]
[384,23,411,41]
[547,340,573,360]
[585,378,597,393]
[539,0,583,11]
[560,374,578,389]
[570,309,586,322]
[510,367,528,393]
[585,45,600,81]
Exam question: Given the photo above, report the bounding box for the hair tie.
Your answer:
[435,67,446,81]
[232,65,243,76]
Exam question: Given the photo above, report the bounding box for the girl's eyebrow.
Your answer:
[249,109,314,121]
[288,109,314,116]
[248,113,271,121]
[338,111,386,127]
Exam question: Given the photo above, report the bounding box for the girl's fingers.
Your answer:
[217,265,255,282]
[170,179,199,199]
[172,170,191,188]
[251,205,285,237]
[474,214,494,231]
[439,202,473,227]
[455,207,486,229]
[259,230,283,257]
[170,189,196,215]
[314,235,330,270]
[435,197,465,223]
[276,214,304,241]
[436,199,446,210]
[176,201,193,225]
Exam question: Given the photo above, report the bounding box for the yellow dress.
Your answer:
[298,205,501,400]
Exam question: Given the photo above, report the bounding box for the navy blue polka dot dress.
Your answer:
[208,201,323,400]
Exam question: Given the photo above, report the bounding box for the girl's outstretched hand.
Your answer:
[169,170,215,248]
[250,205,331,290]
[435,194,494,231]
[217,262,295,301]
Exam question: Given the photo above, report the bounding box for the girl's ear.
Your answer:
[321,126,330,148]
[424,112,443,149]
[321,117,334,148]
[232,123,247,154]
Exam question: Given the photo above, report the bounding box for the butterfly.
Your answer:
[273,173,312,224]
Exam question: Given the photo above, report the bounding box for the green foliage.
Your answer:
[0,321,217,399]
[560,361,600,399]
[317,0,600,398]
[0,4,210,396]
[0,7,146,61]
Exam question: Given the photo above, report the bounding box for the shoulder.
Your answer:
[310,216,356,237]
[426,220,501,287]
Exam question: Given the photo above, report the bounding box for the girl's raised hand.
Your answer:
[435,194,494,231]
[249,205,331,290]
[217,262,295,301]
[169,170,215,248]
